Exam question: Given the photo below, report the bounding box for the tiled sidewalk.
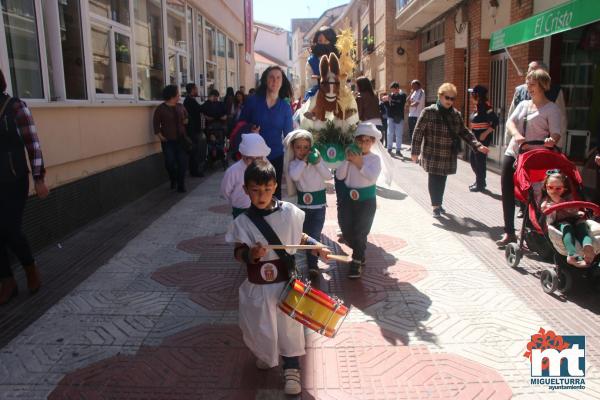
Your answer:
[0,156,598,399]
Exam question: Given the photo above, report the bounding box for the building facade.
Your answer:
[253,21,292,86]
[396,0,600,168]
[0,0,254,250]
[290,18,318,99]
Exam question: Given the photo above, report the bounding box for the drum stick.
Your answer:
[265,244,328,250]
[327,254,352,263]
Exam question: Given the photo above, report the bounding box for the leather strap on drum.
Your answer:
[247,259,289,284]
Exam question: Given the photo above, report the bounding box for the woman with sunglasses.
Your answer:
[411,83,489,218]
[496,69,561,247]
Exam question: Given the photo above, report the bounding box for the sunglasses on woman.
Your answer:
[444,95,455,101]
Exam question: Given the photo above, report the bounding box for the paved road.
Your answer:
[0,151,598,399]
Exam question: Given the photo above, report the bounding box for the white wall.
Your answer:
[254,28,292,67]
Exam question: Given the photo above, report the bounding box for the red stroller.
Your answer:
[505,141,600,294]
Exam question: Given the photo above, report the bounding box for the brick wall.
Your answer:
[506,0,543,111]
[444,13,466,112]
[467,0,491,91]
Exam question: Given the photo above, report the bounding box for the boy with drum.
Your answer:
[336,122,382,278]
[225,160,330,395]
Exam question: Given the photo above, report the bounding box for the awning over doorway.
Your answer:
[489,0,600,52]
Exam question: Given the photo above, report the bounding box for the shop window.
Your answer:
[1,0,44,99]
[91,25,113,94]
[205,22,215,63]
[134,0,163,100]
[186,6,193,87]
[196,14,205,95]
[216,30,226,95]
[228,38,234,59]
[217,31,225,57]
[167,0,187,95]
[57,0,87,99]
[89,0,130,26]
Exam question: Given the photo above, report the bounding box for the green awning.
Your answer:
[490,0,600,51]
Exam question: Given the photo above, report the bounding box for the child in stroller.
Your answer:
[540,170,596,268]
[504,143,600,294]
[205,119,228,170]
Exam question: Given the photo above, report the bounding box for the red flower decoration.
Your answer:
[523,328,570,371]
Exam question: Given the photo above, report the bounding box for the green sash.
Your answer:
[347,185,376,202]
[297,189,326,206]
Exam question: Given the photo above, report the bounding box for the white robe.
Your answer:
[220,160,251,209]
[225,201,306,367]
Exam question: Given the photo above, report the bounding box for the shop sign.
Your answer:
[490,0,600,51]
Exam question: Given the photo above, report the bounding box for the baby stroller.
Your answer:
[505,141,600,294]
[205,120,228,170]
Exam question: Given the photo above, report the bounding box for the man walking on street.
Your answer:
[184,83,206,177]
[384,82,407,158]
[407,80,425,151]
[153,85,189,193]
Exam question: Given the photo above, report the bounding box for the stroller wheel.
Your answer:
[557,268,573,294]
[540,269,558,294]
[505,243,522,268]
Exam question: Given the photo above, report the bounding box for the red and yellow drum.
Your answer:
[278,279,349,338]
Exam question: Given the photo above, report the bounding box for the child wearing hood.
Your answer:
[335,122,382,278]
[220,133,271,218]
[283,129,332,278]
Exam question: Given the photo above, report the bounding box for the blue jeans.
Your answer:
[161,140,187,189]
[302,207,326,269]
[387,118,403,151]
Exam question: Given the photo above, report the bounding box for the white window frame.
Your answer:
[204,21,217,93]
[195,12,205,97]
[0,0,50,102]
[43,0,90,103]
[165,1,188,95]
[88,1,136,101]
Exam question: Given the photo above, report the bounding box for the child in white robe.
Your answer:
[225,160,330,395]
[335,122,382,278]
[283,129,331,278]
[220,133,270,217]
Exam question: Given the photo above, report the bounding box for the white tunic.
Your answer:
[220,160,251,209]
[335,152,381,188]
[288,159,331,209]
[225,201,306,367]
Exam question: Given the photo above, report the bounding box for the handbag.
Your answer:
[245,206,298,278]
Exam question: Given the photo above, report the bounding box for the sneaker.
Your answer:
[387,149,393,155]
[567,255,587,268]
[348,260,362,279]
[469,184,483,192]
[256,358,271,370]
[283,368,302,395]
[432,208,442,218]
[438,206,446,214]
[495,233,517,247]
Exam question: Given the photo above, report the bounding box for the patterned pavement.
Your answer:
[0,153,598,399]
